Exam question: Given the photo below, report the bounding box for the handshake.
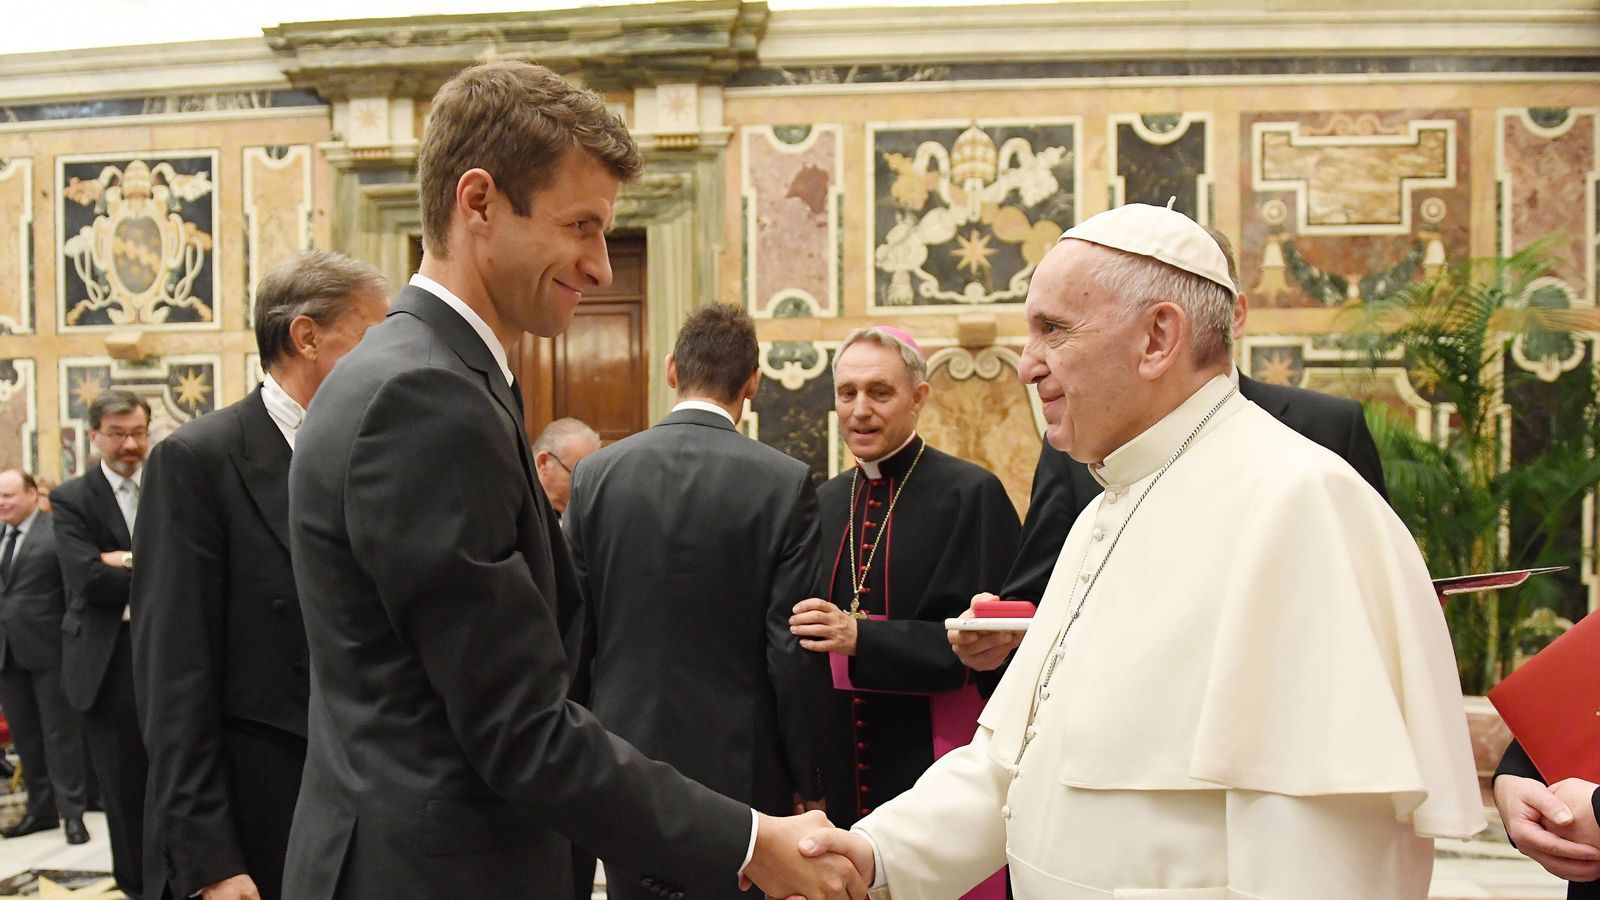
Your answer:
[741,811,879,899]
[1494,775,1600,883]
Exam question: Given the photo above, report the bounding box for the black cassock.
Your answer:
[817,435,1020,826]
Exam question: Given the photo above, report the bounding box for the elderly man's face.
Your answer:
[535,434,600,515]
[834,341,928,463]
[1019,240,1150,463]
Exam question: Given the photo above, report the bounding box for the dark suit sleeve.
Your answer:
[558,476,594,708]
[999,445,1089,603]
[345,370,749,886]
[1495,738,1543,784]
[1345,405,1389,503]
[852,475,1022,694]
[766,473,830,801]
[50,484,130,609]
[131,436,249,896]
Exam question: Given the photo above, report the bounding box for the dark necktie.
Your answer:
[0,526,16,584]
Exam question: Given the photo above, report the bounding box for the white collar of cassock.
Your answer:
[856,431,919,481]
[1089,373,1236,491]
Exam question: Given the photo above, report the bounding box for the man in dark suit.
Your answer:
[565,303,833,900]
[52,389,152,898]
[1494,742,1600,897]
[132,251,389,900]
[0,468,89,844]
[283,61,862,900]
[951,228,1388,684]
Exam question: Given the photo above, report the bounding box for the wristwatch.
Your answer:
[121,552,133,570]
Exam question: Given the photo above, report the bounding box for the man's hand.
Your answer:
[947,593,1021,672]
[1494,774,1600,882]
[791,599,858,656]
[743,811,867,900]
[1549,778,1600,850]
[201,874,261,900]
[797,828,876,890]
[99,550,128,568]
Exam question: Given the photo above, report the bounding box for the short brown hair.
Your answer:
[88,390,150,430]
[418,61,642,259]
[673,304,759,404]
[255,250,388,369]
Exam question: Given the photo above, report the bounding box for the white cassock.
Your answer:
[854,374,1486,899]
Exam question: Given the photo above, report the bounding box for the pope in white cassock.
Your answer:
[797,203,1486,899]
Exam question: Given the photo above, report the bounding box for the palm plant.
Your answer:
[1344,243,1600,695]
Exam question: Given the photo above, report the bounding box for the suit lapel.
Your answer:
[87,465,132,549]
[230,389,293,554]
[390,286,540,494]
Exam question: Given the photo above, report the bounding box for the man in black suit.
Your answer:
[565,303,833,900]
[132,251,389,900]
[0,468,89,844]
[1494,742,1600,897]
[52,389,152,898]
[951,228,1387,684]
[283,61,862,900]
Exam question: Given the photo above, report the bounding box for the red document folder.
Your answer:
[1433,566,1567,603]
[1486,607,1600,783]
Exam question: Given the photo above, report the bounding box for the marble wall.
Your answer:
[724,77,1600,575]
[0,98,333,479]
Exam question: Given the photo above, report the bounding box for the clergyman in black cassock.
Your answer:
[816,434,1018,824]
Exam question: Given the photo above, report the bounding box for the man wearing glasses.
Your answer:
[533,418,601,520]
[52,389,154,899]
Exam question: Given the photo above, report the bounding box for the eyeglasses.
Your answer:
[549,455,574,475]
[98,429,149,444]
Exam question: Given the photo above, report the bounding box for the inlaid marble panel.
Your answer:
[243,144,314,325]
[868,119,1078,312]
[918,347,1041,517]
[57,151,220,329]
[742,125,842,317]
[750,341,835,486]
[0,359,37,473]
[1109,113,1212,224]
[58,355,219,476]
[1243,110,1470,308]
[1497,108,1598,307]
[0,158,33,334]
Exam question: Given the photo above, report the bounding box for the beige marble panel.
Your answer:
[243,144,313,326]
[0,159,32,334]
[917,347,1040,517]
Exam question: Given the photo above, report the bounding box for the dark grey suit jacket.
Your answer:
[51,465,133,712]
[284,285,750,899]
[564,408,830,832]
[0,510,67,672]
[132,388,308,898]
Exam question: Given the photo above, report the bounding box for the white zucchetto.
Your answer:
[1059,203,1237,295]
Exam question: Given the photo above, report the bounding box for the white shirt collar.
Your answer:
[410,273,514,387]
[671,399,737,427]
[259,372,307,450]
[101,459,142,493]
[5,506,39,541]
[857,431,919,480]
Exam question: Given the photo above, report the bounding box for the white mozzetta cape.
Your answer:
[856,376,1485,899]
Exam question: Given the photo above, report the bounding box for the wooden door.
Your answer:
[509,235,647,445]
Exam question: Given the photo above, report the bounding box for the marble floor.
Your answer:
[0,816,1570,898]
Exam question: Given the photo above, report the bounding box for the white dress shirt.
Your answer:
[409,274,514,387]
[101,460,141,623]
[260,372,307,450]
[671,399,737,426]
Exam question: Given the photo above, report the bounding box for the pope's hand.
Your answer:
[743,811,866,900]
[948,593,1022,671]
[791,599,858,656]
[1494,774,1600,882]
[796,828,876,890]
[1549,778,1600,850]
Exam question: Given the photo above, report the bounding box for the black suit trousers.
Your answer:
[0,658,86,820]
[83,624,148,899]
[215,723,305,900]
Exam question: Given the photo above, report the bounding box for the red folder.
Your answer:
[1486,607,1600,783]
[1433,566,1566,603]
